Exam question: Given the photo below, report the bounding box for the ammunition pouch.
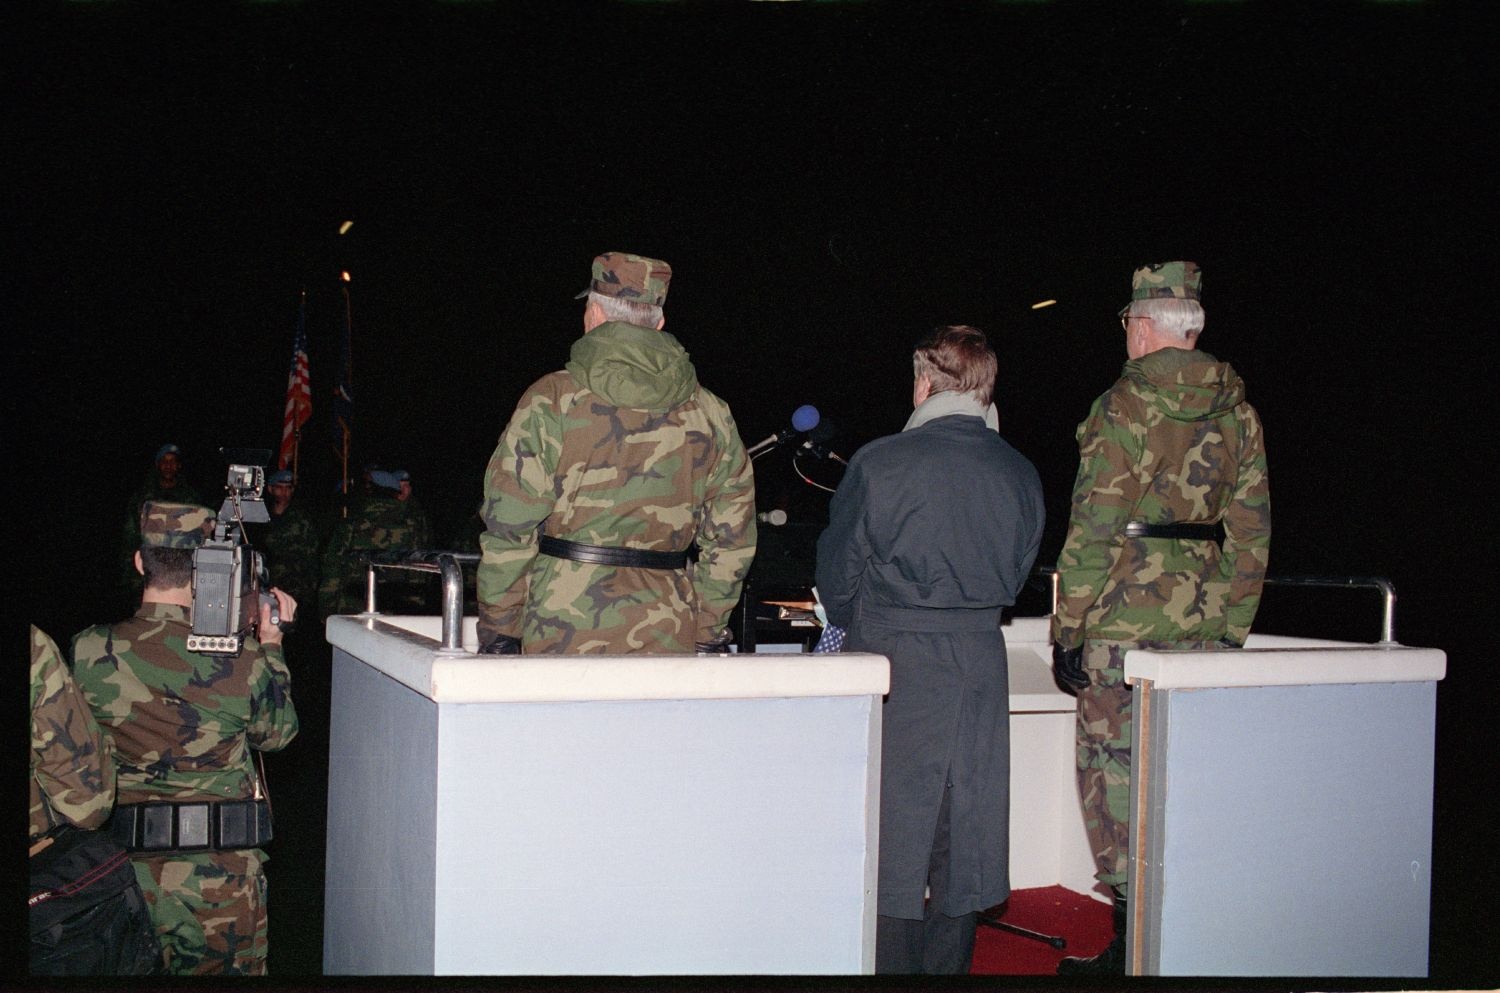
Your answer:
[107,799,272,853]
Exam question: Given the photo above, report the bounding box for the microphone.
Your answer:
[746,404,820,457]
[796,419,847,465]
[757,509,788,526]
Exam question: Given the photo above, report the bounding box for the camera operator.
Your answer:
[71,501,298,976]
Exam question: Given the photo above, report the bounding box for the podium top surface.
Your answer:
[327,614,890,704]
[1123,637,1446,689]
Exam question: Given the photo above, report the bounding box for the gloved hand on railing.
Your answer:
[479,633,523,655]
[1051,643,1089,695]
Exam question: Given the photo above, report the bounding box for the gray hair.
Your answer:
[588,290,663,329]
[1128,297,1205,340]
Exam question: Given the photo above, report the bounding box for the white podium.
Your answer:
[322,614,887,975]
[1124,638,1445,977]
[1001,617,1101,897]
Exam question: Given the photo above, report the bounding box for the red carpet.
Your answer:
[970,885,1115,975]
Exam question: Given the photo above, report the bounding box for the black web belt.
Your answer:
[538,534,692,570]
[1123,520,1225,543]
[108,799,273,853]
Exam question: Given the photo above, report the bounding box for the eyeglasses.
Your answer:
[1120,312,1152,331]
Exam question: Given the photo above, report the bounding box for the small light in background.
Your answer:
[1031,299,1057,310]
[339,220,354,235]
[340,271,351,283]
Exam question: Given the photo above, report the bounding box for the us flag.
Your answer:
[278,293,312,471]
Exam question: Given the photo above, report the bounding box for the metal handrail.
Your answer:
[364,555,1397,651]
[1037,566,1397,645]
[1260,575,1397,645]
[364,551,479,650]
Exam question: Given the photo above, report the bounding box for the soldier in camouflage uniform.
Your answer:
[255,469,320,609]
[319,469,432,619]
[72,501,299,976]
[31,625,116,842]
[391,469,431,530]
[1051,261,1271,975]
[119,444,204,609]
[477,251,756,655]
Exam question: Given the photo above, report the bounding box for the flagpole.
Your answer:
[292,288,306,484]
[279,287,313,485]
[340,270,353,519]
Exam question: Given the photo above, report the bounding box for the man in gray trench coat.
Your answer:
[816,325,1045,974]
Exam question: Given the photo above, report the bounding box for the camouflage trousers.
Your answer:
[1075,640,1216,900]
[130,849,268,975]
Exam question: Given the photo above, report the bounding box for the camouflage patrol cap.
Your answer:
[139,501,216,549]
[1120,261,1203,316]
[574,252,671,307]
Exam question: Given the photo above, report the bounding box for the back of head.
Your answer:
[138,500,215,589]
[913,325,998,407]
[578,251,671,329]
[1122,261,1206,340]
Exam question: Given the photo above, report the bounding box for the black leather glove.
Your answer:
[1051,643,1089,695]
[479,633,523,655]
[696,631,733,655]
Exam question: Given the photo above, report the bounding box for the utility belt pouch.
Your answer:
[109,799,272,853]
[217,799,273,849]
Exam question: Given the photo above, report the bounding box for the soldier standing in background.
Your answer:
[257,469,320,610]
[476,251,756,655]
[319,469,428,618]
[119,444,203,609]
[1050,261,1271,974]
[72,502,299,976]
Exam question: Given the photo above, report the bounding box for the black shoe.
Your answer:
[1056,932,1125,976]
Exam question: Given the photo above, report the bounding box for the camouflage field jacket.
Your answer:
[477,320,756,653]
[257,503,320,606]
[31,625,115,838]
[1052,347,1271,653]
[72,603,298,803]
[319,492,432,618]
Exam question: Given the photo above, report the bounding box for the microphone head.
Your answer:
[791,404,820,433]
[758,509,788,526]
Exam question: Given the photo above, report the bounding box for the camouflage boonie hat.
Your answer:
[575,252,671,307]
[140,501,216,549]
[1120,260,1202,316]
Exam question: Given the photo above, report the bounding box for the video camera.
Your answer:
[186,449,274,657]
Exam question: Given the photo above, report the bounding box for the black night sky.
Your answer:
[11,2,1494,986]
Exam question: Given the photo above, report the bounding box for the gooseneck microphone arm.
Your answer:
[748,404,820,459]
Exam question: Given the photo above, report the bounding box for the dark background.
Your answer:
[10,1,1493,987]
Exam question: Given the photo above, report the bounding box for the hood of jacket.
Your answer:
[565,320,698,411]
[1124,347,1246,423]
